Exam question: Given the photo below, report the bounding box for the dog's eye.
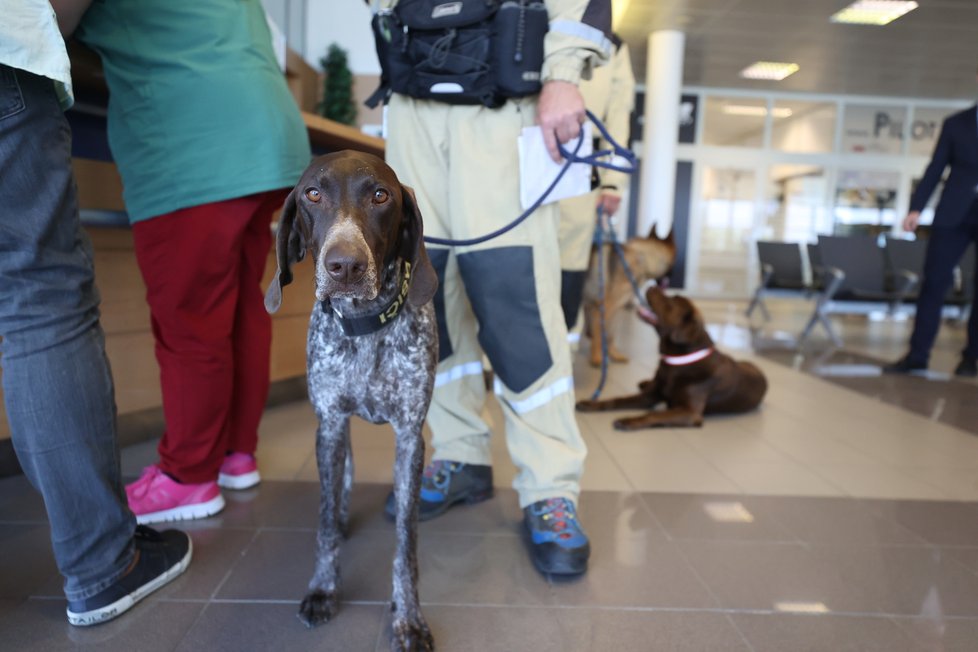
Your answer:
[373,189,390,204]
[305,188,321,202]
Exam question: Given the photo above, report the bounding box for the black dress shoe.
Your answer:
[881,355,927,375]
[954,356,978,378]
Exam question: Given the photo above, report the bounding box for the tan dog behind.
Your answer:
[577,285,767,429]
[583,226,675,367]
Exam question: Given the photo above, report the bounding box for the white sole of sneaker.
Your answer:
[66,537,193,626]
[134,494,226,525]
[217,470,261,490]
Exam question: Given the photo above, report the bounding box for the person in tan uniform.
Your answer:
[558,36,636,344]
[375,0,613,576]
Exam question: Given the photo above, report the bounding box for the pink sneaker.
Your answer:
[126,466,225,524]
[218,452,261,490]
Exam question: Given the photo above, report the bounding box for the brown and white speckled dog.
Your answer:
[264,151,438,652]
[577,285,767,429]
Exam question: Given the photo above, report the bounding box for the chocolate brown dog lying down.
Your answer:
[576,285,767,429]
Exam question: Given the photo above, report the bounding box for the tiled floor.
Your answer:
[2,296,978,650]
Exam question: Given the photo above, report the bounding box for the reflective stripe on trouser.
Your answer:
[385,94,586,508]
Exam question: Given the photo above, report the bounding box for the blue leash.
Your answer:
[422,110,637,247]
[589,207,649,401]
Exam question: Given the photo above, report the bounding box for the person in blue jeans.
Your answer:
[0,0,190,626]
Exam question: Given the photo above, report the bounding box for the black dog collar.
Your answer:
[320,258,414,336]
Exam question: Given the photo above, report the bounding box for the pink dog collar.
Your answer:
[661,347,714,366]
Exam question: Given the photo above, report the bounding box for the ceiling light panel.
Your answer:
[740,62,800,81]
[831,1,919,26]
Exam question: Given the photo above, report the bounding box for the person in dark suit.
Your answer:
[885,91,978,377]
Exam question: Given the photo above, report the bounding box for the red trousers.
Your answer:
[133,190,287,484]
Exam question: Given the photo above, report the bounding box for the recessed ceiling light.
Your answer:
[775,601,830,614]
[740,61,800,81]
[831,0,918,26]
[723,105,794,118]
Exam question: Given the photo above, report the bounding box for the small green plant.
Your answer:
[319,43,357,126]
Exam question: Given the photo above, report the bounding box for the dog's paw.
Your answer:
[297,590,338,628]
[613,417,644,431]
[609,347,630,363]
[391,615,435,652]
[576,399,601,412]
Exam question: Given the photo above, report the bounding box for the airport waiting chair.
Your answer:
[799,235,918,347]
[746,241,809,320]
[886,237,971,319]
[883,236,929,303]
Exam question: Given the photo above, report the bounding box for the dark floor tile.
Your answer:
[402,606,750,652]
[748,496,928,546]
[215,528,391,602]
[859,500,978,546]
[731,613,926,652]
[176,602,384,652]
[642,493,797,542]
[417,531,561,607]
[547,538,718,609]
[579,491,668,541]
[0,474,48,522]
[0,523,60,599]
[681,540,978,617]
[894,617,978,652]
[0,597,204,652]
[206,480,321,529]
[678,541,852,613]
[944,547,978,577]
[156,527,257,600]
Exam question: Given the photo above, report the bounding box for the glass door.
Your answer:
[692,165,759,297]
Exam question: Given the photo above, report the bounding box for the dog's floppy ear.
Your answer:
[264,189,305,314]
[400,184,438,307]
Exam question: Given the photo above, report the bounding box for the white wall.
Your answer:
[306,1,379,73]
[261,0,379,73]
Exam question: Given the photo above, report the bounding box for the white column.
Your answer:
[638,30,685,238]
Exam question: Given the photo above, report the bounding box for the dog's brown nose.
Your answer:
[324,247,367,284]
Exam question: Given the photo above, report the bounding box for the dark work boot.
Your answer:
[954,355,977,378]
[522,497,590,576]
[384,460,493,521]
[881,354,927,375]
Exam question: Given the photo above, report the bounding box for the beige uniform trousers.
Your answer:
[385,93,587,508]
[559,190,600,271]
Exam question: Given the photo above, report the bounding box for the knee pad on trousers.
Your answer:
[560,270,587,330]
[457,246,553,392]
[428,248,453,362]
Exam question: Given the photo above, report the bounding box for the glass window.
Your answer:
[763,164,830,242]
[841,104,907,155]
[770,100,837,153]
[700,166,756,254]
[833,169,900,235]
[702,96,765,148]
[909,106,960,157]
